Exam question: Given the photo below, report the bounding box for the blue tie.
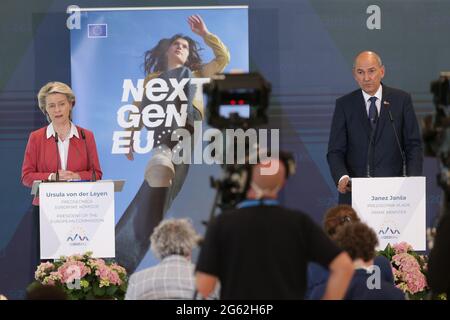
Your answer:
[368,97,378,129]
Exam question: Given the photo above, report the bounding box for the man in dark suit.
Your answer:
[327,51,423,204]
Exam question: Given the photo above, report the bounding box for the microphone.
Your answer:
[54,132,60,181]
[81,130,97,181]
[366,123,377,177]
[386,103,407,177]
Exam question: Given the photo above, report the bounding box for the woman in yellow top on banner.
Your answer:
[116,14,230,273]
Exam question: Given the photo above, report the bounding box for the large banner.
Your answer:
[71,6,249,270]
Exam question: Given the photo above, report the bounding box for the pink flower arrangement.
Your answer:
[379,242,428,299]
[32,252,128,300]
[392,242,412,254]
[392,252,427,294]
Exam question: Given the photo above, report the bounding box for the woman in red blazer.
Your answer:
[22,81,102,207]
[20,81,102,281]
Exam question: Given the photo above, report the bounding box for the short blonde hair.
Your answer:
[150,218,200,259]
[37,82,75,122]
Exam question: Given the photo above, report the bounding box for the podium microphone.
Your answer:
[366,122,377,177]
[386,104,407,177]
[54,132,60,181]
[81,129,97,181]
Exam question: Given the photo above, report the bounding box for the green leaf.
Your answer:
[106,286,118,296]
[120,282,128,292]
[93,283,106,296]
[408,290,429,300]
[86,292,96,300]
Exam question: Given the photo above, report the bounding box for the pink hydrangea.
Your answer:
[392,252,427,294]
[57,261,91,283]
[110,263,126,275]
[95,265,122,287]
[392,242,412,254]
[43,271,62,286]
[33,252,128,299]
[35,261,55,280]
[89,258,106,269]
[108,270,121,286]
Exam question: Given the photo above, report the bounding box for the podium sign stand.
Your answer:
[351,177,426,250]
[35,180,122,259]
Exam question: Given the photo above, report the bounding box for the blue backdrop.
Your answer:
[1,0,449,299]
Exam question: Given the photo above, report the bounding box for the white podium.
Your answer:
[32,180,124,259]
[351,177,426,250]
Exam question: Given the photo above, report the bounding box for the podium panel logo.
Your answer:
[66,226,90,247]
[378,220,401,241]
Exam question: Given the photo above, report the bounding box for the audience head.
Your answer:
[150,218,200,260]
[26,283,68,300]
[246,150,296,200]
[247,158,286,200]
[323,205,360,238]
[334,222,379,262]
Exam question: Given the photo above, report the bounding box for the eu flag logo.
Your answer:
[88,24,107,38]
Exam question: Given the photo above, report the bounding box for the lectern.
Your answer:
[31,180,124,259]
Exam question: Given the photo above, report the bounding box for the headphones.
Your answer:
[225,150,297,203]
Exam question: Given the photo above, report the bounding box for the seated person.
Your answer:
[306,205,394,299]
[125,218,216,300]
[26,283,68,300]
[310,222,405,300]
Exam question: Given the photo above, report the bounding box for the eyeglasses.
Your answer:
[327,216,353,236]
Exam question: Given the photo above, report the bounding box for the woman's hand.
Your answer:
[188,14,209,37]
[58,170,81,180]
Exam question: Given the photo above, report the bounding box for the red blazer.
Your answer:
[21,125,103,205]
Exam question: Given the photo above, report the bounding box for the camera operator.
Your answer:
[195,155,354,299]
[423,72,450,216]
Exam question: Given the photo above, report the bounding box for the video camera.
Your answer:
[430,72,450,108]
[203,72,281,212]
[204,72,271,129]
[209,149,297,210]
[423,72,450,193]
